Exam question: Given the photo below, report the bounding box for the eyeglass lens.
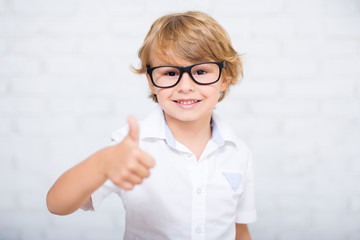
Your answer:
[152,63,220,88]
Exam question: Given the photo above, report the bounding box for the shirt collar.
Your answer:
[139,105,239,149]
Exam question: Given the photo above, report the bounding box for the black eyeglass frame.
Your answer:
[146,61,226,88]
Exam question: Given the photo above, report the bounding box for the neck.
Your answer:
[164,113,212,160]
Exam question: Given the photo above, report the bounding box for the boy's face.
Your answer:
[147,56,229,126]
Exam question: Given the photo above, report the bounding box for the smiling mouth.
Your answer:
[174,100,200,105]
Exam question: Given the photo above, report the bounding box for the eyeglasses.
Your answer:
[146,61,226,88]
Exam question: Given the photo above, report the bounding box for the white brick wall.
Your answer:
[0,0,359,239]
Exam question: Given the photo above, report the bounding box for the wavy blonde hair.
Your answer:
[133,11,243,102]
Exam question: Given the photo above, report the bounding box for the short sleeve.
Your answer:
[235,150,257,223]
[81,180,120,211]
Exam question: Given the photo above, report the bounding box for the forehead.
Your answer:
[150,49,214,67]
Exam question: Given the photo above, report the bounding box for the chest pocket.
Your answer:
[222,172,243,192]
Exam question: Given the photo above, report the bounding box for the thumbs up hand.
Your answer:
[100,116,155,190]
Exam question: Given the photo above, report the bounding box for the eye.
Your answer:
[194,70,207,75]
[165,71,178,77]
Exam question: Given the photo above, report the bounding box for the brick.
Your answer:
[11,77,81,96]
[0,136,14,159]
[249,16,295,37]
[313,214,360,237]
[51,211,114,229]
[42,17,108,36]
[78,77,122,96]
[0,212,48,229]
[350,157,360,176]
[11,37,77,55]
[14,116,78,136]
[347,230,360,240]
[0,19,43,36]
[79,36,124,54]
[0,39,6,54]
[283,80,355,98]
[20,230,46,240]
[278,155,317,177]
[47,97,112,116]
[246,56,319,79]
[325,17,360,37]
[232,79,280,98]
[110,16,152,38]
[319,39,359,57]
[317,135,360,159]
[13,137,47,171]
[255,175,313,195]
[324,0,360,16]
[0,231,17,240]
[14,0,77,16]
[322,57,360,76]
[78,116,121,136]
[145,0,212,15]
[18,192,47,211]
[0,171,49,193]
[349,195,360,213]
[79,0,146,17]
[229,116,280,138]
[250,99,319,116]
[83,230,124,240]
[0,57,40,76]
[0,97,45,116]
[44,229,82,240]
[284,0,323,15]
[0,117,11,135]
[282,118,358,141]
[213,0,284,15]
[293,16,324,37]
[321,99,360,117]
[0,154,12,171]
[0,194,17,211]
[0,78,9,94]
[283,39,323,57]
[277,229,319,240]
[252,135,317,157]
[45,56,110,76]
[0,0,6,14]
[258,212,312,233]
[244,39,281,57]
[277,194,347,214]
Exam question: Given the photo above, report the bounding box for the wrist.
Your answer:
[92,147,112,182]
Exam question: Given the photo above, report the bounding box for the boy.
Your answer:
[47,11,256,240]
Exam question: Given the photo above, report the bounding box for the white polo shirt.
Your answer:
[84,105,256,240]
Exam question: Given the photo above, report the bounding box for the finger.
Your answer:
[131,163,152,179]
[127,115,139,143]
[125,173,143,185]
[138,152,156,169]
[120,181,135,191]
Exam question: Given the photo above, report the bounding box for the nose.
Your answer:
[176,72,196,93]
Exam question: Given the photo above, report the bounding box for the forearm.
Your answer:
[235,224,251,240]
[46,149,108,215]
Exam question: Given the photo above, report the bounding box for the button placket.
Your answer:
[189,161,207,240]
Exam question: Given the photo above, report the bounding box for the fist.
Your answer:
[103,116,155,190]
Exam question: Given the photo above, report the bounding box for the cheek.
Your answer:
[155,88,172,100]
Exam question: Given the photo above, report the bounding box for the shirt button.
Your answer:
[196,188,202,195]
[196,226,202,233]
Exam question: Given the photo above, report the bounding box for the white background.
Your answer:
[0,0,360,239]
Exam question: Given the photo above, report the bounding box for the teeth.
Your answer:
[177,100,198,105]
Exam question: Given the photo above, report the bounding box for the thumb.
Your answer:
[127,115,139,143]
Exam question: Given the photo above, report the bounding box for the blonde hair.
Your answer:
[133,11,243,102]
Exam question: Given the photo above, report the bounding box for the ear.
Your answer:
[146,74,157,94]
[219,76,230,92]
